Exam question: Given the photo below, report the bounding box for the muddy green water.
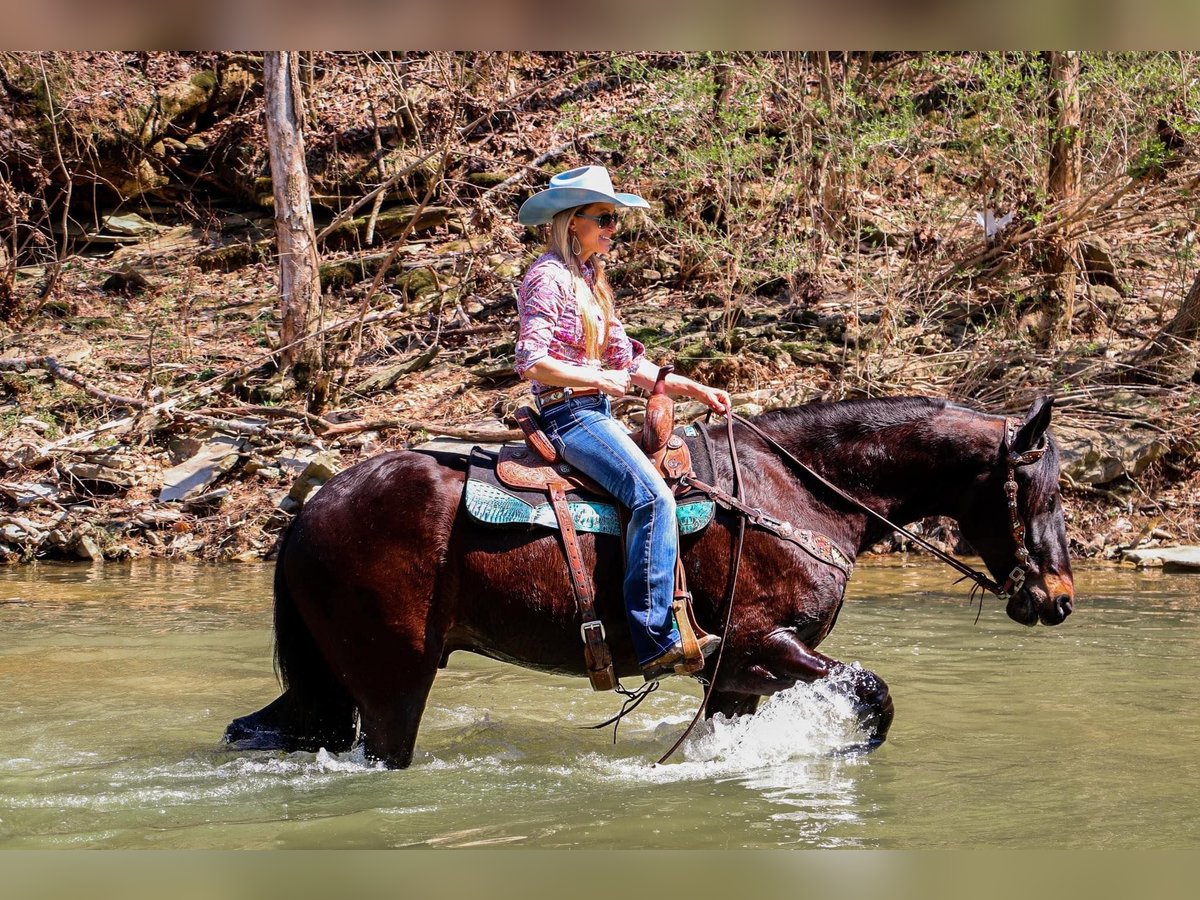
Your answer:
[1,559,1197,849]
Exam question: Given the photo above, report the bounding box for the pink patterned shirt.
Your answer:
[514,251,645,396]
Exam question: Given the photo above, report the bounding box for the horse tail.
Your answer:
[273,519,301,689]
[270,519,357,749]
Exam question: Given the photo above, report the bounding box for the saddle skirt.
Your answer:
[464,428,716,537]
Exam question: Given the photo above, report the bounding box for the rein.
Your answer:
[720,413,1046,603]
[655,413,747,766]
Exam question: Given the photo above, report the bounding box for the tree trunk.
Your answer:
[1045,51,1082,344]
[817,51,837,111]
[1140,269,1200,382]
[263,51,324,401]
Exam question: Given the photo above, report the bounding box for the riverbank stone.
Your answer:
[1120,546,1200,571]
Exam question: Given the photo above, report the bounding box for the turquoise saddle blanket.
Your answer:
[462,438,715,537]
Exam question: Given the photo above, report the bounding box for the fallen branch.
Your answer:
[0,355,323,451]
[480,132,598,200]
[1,354,152,409]
[321,417,519,442]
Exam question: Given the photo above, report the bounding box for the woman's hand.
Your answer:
[594,368,631,398]
[692,383,732,414]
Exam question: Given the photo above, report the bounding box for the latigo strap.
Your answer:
[547,483,616,691]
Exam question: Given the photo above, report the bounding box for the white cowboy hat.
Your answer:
[517,165,650,226]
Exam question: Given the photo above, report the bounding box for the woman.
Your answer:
[514,165,730,681]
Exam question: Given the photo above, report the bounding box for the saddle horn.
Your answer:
[641,365,674,455]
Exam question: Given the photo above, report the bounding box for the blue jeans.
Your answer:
[538,393,680,665]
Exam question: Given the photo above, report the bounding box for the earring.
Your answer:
[570,233,582,257]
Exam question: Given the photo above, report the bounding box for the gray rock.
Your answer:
[75,533,103,561]
[135,509,183,528]
[101,213,166,237]
[19,416,52,433]
[0,481,60,507]
[1121,546,1200,570]
[159,435,246,502]
[1054,427,1167,486]
[285,452,342,506]
[65,463,137,490]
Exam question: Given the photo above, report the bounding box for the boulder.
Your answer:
[1120,546,1200,571]
[1080,239,1127,295]
[1054,426,1168,486]
[159,435,246,502]
[285,452,342,507]
[64,462,137,492]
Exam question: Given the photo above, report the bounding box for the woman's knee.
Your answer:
[633,481,675,516]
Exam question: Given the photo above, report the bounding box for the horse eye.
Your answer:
[1047,494,1058,511]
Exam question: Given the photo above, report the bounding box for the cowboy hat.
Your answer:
[517,165,650,226]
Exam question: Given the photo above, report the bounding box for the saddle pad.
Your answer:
[464,479,716,536]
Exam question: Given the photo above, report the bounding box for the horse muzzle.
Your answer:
[1007,573,1074,626]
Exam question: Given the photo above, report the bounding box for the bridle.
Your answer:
[716,412,1049,604]
[998,417,1050,600]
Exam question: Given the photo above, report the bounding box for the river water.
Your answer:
[1,558,1197,849]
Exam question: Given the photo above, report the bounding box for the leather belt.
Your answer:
[536,387,601,411]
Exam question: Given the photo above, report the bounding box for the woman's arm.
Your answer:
[522,357,631,398]
[631,359,731,414]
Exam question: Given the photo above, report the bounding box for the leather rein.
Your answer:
[698,413,1048,602]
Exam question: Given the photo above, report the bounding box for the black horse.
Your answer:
[225,395,1073,768]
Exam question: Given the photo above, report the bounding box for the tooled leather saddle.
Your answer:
[463,366,715,691]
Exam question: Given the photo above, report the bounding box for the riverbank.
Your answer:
[2,52,1198,565]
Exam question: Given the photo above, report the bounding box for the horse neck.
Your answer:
[766,403,1006,549]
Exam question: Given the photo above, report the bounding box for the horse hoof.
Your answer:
[223,715,286,751]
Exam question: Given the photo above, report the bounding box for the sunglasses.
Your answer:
[574,211,619,229]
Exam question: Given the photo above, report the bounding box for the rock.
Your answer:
[101,213,165,238]
[159,435,246,502]
[1088,284,1123,314]
[0,481,60,507]
[194,239,273,273]
[102,265,153,295]
[413,437,492,454]
[357,348,440,394]
[183,488,230,510]
[19,416,51,433]
[116,158,170,199]
[135,509,183,528]
[328,205,451,249]
[286,452,342,506]
[1080,239,1126,294]
[0,524,33,544]
[74,533,103,561]
[65,463,137,492]
[395,267,439,300]
[467,171,510,188]
[1054,427,1168,486]
[1121,546,1200,571]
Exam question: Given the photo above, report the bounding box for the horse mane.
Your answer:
[754,395,956,453]
[754,395,1059,498]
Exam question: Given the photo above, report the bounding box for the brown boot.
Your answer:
[642,634,721,682]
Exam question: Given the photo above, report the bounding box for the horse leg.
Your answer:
[353,624,448,770]
[725,628,894,747]
[224,685,356,753]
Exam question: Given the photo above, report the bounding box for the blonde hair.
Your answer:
[548,207,616,360]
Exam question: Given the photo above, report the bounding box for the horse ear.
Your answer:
[1013,395,1054,454]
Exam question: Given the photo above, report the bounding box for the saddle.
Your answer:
[470,367,714,691]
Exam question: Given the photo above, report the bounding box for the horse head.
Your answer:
[959,396,1075,627]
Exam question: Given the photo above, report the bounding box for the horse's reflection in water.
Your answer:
[225,396,1073,768]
